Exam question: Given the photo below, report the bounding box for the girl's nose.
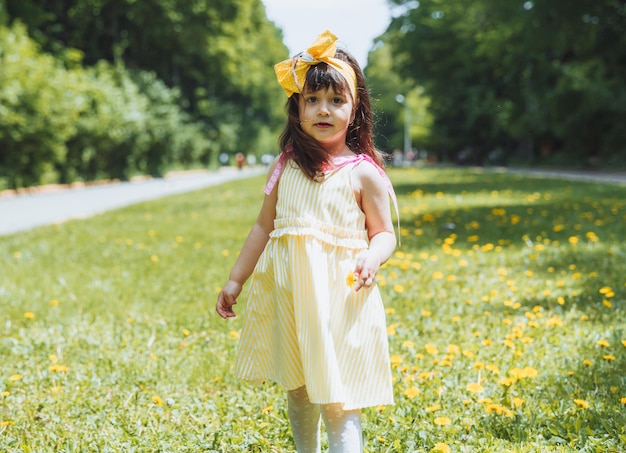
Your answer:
[318,102,330,116]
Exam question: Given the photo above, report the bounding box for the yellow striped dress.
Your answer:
[235,158,394,410]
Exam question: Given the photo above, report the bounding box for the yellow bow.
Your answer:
[274,30,357,102]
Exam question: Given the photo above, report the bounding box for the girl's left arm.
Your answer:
[352,163,397,291]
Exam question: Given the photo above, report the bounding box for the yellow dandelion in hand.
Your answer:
[346,272,357,287]
[434,416,451,426]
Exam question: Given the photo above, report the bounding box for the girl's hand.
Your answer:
[353,250,381,292]
[216,280,242,318]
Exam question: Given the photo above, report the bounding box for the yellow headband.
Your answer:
[274,30,357,102]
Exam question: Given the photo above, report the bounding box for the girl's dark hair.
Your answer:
[278,49,382,180]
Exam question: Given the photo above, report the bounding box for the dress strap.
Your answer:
[264,153,287,195]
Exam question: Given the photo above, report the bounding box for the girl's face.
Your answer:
[298,86,354,153]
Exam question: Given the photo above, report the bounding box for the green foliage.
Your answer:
[382,0,626,165]
[0,22,212,188]
[0,168,625,451]
[1,0,287,189]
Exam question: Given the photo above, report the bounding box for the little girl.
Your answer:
[216,30,398,452]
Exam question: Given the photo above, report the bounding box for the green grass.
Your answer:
[1,167,625,452]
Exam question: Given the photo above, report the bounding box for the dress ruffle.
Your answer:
[271,217,368,249]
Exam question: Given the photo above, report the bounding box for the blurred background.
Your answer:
[1,0,624,190]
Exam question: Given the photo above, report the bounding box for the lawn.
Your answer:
[1,166,625,452]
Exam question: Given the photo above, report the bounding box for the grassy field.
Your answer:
[1,166,625,452]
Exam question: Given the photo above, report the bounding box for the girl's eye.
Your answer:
[306,96,317,103]
[332,97,344,104]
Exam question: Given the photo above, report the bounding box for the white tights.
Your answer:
[287,386,363,453]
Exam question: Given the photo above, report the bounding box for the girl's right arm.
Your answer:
[215,161,279,319]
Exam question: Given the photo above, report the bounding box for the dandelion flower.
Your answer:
[513,397,524,408]
[432,443,451,453]
[467,382,484,393]
[620,397,626,405]
[403,387,420,399]
[9,374,21,381]
[434,416,451,426]
[603,355,616,362]
[346,272,357,287]
[24,312,35,319]
[573,399,589,409]
[426,404,441,412]
[262,405,273,414]
[596,340,610,347]
[152,395,163,406]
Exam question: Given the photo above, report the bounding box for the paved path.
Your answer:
[505,168,626,185]
[0,167,265,237]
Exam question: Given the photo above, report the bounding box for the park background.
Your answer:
[1,1,625,452]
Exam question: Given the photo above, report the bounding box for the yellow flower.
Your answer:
[48,365,68,373]
[49,299,59,307]
[152,395,163,406]
[426,404,441,412]
[229,331,240,340]
[467,382,484,393]
[402,341,414,349]
[345,272,357,287]
[425,343,438,355]
[620,397,626,405]
[596,340,610,347]
[24,312,35,319]
[262,405,273,414]
[603,355,616,362]
[573,399,589,409]
[432,443,451,453]
[9,374,21,381]
[390,354,403,367]
[404,386,420,399]
[434,416,451,426]
[583,359,593,366]
[513,397,524,408]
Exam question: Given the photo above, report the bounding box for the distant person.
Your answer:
[235,152,245,170]
[216,30,398,452]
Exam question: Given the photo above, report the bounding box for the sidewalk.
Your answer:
[0,167,265,237]
[505,167,626,185]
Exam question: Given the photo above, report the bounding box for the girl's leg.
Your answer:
[321,403,363,453]
[287,386,321,453]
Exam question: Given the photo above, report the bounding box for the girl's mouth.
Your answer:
[315,122,332,128]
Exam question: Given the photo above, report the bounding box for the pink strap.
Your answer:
[263,152,401,244]
[264,153,286,195]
